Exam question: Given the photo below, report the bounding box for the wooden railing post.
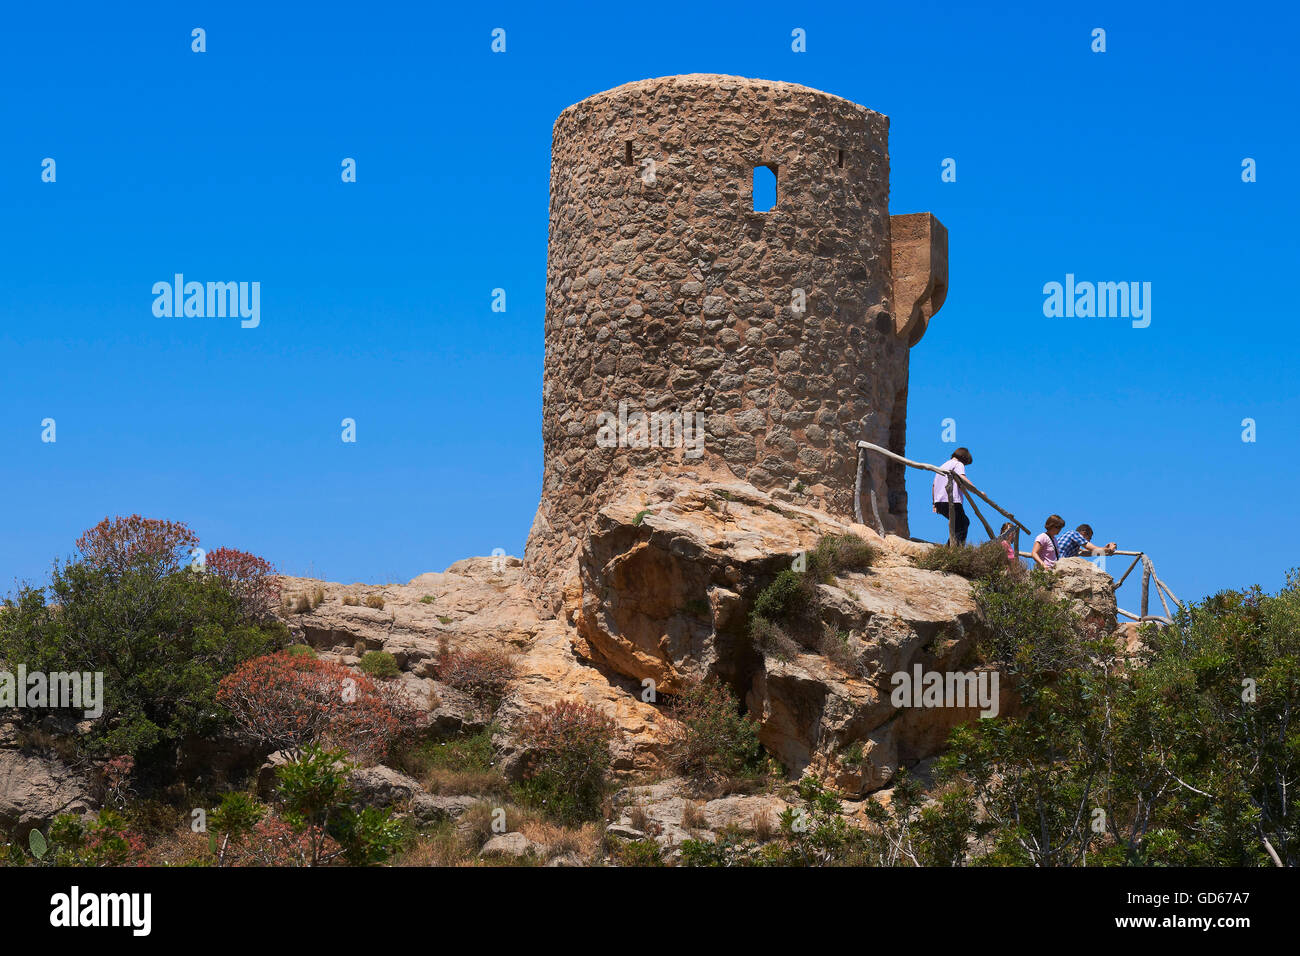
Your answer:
[856,447,886,536]
[958,476,997,540]
[1140,562,1151,619]
[945,474,957,545]
[854,446,865,525]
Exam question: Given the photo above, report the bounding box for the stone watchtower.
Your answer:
[525,74,948,612]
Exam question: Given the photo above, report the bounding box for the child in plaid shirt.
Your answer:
[1054,523,1117,560]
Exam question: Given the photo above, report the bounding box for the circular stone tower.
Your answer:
[526,74,948,613]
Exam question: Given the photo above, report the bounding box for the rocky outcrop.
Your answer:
[571,475,888,693]
[567,475,1022,794]
[276,474,1114,801]
[748,562,1011,793]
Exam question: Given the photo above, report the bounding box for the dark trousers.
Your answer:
[934,501,970,544]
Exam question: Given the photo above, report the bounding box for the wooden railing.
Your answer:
[854,440,1185,625]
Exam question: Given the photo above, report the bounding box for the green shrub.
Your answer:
[516,700,616,824]
[972,568,1082,680]
[807,534,879,582]
[665,680,765,790]
[274,745,405,866]
[24,810,146,866]
[751,570,808,623]
[358,650,400,679]
[285,644,317,658]
[611,838,665,867]
[916,541,1011,581]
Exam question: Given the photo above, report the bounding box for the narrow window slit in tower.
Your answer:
[837,149,845,168]
[752,164,777,212]
[625,140,633,165]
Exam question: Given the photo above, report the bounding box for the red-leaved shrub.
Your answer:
[436,646,517,709]
[223,818,342,867]
[205,546,281,621]
[75,515,199,574]
[216,652,408,763]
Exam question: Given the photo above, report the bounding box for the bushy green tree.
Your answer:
[0,517,287,770]
[942,570,1300,867]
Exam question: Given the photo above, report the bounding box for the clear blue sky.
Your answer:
[2,1,1296,615]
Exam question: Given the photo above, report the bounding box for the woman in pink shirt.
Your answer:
[1032,514,1065,569]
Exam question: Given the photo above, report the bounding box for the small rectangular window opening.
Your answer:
[752,164,777,212]
[625,140,633,166]
[837,149,844,168]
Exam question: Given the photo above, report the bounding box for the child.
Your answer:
[998,522,1018,566]
[1031,514,1065,570]
[1055,523,1117,560]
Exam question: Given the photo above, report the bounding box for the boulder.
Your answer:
[347,764,426,808]
[0,750,95,831]
[1051,557,1119,631]
[347,764,476,824]
[609,778,791,855]
[479,831,546,859]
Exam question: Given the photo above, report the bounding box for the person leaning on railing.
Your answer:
[1055,523,1116,559]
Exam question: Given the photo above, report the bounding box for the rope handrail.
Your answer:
[853,439,1184,625]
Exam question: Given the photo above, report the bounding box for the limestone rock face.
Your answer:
[749,564,1005,793]
[569,474,1021,794]
[572,475,863,693]
[277,558,667,777]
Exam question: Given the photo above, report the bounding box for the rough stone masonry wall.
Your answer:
[525,75,914,614]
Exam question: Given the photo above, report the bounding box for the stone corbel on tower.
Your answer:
[890,212,948,347]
